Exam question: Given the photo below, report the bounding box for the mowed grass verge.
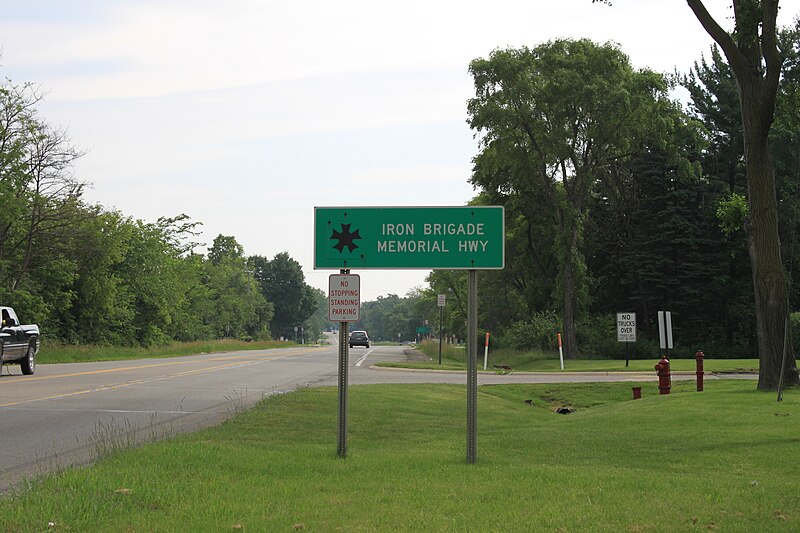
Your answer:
[385,341,761,373]
[38,339,298,364]
[2,381,798,532]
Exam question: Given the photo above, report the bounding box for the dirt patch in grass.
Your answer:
[403,348,432,362]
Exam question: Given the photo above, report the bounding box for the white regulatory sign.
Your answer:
[617,312,636,342]
[437,294,446,307]
[658,311,673,349]
[328,274,360,322]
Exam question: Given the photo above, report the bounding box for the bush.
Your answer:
[499,311,758,360]
[502,312,560,351]
[699,311,795,359]
[577,314,617,358]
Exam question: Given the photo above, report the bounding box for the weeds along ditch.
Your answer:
[1,380,797,532]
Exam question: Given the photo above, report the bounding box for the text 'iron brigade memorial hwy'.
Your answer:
[314,206,504,270]
[379,222,489,253]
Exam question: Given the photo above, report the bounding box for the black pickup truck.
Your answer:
[1,306,40,375]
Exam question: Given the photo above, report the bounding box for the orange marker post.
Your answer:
[483,332,490,370]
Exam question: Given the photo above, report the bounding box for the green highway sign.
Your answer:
[314,206,504,270]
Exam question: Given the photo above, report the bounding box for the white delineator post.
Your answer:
[558,332,564,370]
[483,332,490,370]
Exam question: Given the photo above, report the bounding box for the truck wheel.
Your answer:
[21,344,35,375]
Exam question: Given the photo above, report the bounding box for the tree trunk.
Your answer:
[740,83,799,390]
[686,0,798,390]
[561,221,580,359]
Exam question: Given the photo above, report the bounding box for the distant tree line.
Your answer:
[352,291,428,343]
[0,77,320,346]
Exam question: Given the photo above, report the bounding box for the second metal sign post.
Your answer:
[328,272,360,459]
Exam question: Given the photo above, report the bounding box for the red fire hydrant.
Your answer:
[655,355,671,395]
[695,351,704,392]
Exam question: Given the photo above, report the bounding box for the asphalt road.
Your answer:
[0,344,341,492]
[0,338,751,492]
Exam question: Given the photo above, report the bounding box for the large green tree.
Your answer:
[206,235,270,340]
[304,287,329,343]
[468,39,681,357]
[686,0,798,389]
[251,252,316,340]
[0,78,85,326]
[425,270,468,341]
[586,145,751,353]
[65,209,135,344]
[683,46,755,352]
[112,218,201,345]
[771,21,800,312]
[357,292,423,343]
[593,0,798,391]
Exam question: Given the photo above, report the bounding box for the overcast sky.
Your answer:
[2,1,799,300]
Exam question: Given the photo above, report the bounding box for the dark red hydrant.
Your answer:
[654,355,671,395]
[695,350,704,392]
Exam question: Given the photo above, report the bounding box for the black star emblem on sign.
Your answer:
[331,223,361,254]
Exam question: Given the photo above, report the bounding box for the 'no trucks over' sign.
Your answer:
[314,206,504,270]
[617,312,636,342]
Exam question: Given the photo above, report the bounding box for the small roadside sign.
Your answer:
[437,294,446,307]
[617,313,636,342]
[658,311,673,350]
[328,274,360,322]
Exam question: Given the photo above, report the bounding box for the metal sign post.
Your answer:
[337,314,348,458]
[466,270,478,464]
[328,270,360,459]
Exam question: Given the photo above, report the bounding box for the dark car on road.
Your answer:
[349,330,370,348]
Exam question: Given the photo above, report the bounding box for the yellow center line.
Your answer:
[2,347,324,383]
[0,347,326,408]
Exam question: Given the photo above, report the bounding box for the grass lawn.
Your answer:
[37,339,299,364]
[386,341,761,373]
[1,380,797,531]
[38,340,758,374]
